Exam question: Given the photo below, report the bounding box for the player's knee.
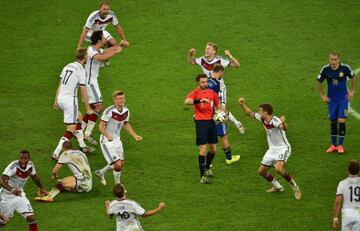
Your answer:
[90,104,97,110]
[97,104,104,113]
[275,166,285,175]
[113,161,122,172]
[25,214,36,223]
[257,168,265,176]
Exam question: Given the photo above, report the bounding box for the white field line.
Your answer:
[348,68,360,119]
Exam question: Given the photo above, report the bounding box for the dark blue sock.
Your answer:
[198,155,206,177]
[338,122,345,145]
[205,152,215,169]
[330,120,338,146]
[224,147,232,160]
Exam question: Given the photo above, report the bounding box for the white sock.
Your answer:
[113,170,121,184]
[290,178,298,188]
[271,179,282,189]
[228,111,241,126]
[81,121,87,131]
[74,130,86,148]
[53,137,68,158]
[99,165,113,175]
[84,121,96,137]
[48,187,60,198]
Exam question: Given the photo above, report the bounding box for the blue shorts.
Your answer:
[216,122,228,137]
[328,100,348,121]
[195,120,218,145]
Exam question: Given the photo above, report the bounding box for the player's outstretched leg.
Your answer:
[275,161,301,200]
[52,131,73,160]
[95,165,113,186]
[258,165,284,192]
[228,111,245,134]
[327,120,338,153]
[74,122,95,154]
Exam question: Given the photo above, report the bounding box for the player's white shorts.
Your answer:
[87,81,103,104]
[342,208,360,231]
[58,97,78,124]
[100,137,124,164]
[75,176,92,193]
[0,189,33,218]
[85,30,113,42]
[261,148,291,167]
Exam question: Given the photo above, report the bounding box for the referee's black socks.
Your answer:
[205,151,215,170]
[198,155,206,177]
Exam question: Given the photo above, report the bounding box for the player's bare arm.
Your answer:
[0,175,21,196]
[332,194,342,229]
[347,76,356,101]
[188,48,196,65]
[52,163,63,179]
[184,98,210,105]
[104,200,114,218]
[279,116,288,131]
[122,122,143,141]
[99,120,113,141]
[316,81,330,103]
[238,97,255,117]
[31,174,48,196]
[114,25,129,47]
[224,50,240,68]
[93,47,122,62]
[142,202,166,217]
[80,85,93,114]
[77,28,90,49]
[54,80,62,110]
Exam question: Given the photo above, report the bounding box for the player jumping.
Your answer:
[238,97,301,200]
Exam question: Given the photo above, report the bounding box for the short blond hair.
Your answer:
[76,48,87,60]
[207,42,218,52]
[112,90,125,98]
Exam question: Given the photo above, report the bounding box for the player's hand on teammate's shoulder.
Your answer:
[189,48,196,55]
[158,202,166,209]
[238,97,245,105]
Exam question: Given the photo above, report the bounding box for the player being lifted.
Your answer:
[77,0,129,50]
[316,52,356,154]
[105,184,166,231]
[0,150,47,231]
[35,142,92,202]
[81,31,123,145]
[185,74,223,184]
[333,160,360,230]
[95,90,142,186]
[207,64,240,164]
[188,42,245,134]
[238,98,301,200]
[53,48,94,160]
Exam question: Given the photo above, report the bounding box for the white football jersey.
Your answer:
[108,199,145,231]
[84,10,119,32]
[218,79,227,105]
[101,106,130,141]
[195,55,231,77]
[58,150,92,180]
[254,113,291,150]
[337,176,360,210]
[2,161,36,192]
[58,62,86,100]
[85,46,104,84]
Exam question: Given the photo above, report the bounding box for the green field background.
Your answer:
[0,0,359,230]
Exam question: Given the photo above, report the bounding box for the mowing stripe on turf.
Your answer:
[348,68,360,119]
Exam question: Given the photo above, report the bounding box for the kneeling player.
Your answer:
[238,98,301,200]
[105,184,166,231]
[0,150,47,231]
[95,90,142,186]
[35,142,92,202]
[333,160,360,230]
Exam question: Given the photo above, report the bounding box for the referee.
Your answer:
[185,74,222,184]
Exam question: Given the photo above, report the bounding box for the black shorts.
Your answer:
[195,120,218,145]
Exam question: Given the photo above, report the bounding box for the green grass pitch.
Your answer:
[0,0,360,230]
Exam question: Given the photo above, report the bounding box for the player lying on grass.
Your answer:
[238,97,301,200]
[35,141,92,202]
[82,31,123,145]
[188,42,245,134]
[95,90,142,186]
[0,150,47,231]
[105,184,166,231]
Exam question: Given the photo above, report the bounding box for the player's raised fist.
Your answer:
[238,97,245,105]
[189,48,196,54]
[224,50,232,57]
[159,202,166,209]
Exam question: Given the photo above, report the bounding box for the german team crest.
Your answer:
[339,72,344,78]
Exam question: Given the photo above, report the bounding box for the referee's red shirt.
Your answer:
[187,88,219,120]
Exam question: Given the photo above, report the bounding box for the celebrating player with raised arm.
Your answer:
[77,0,129,50]
[333,160,360,230]
[0,150,47,231]
[188,42,245,134]
[35,142,92,202]
[238,98,301,200]
[81,31,123,145]
[105,184,166,231]
[95,90,142,186]
[185,74,223,184]
[317,52,356,154]
[53,48,94,160]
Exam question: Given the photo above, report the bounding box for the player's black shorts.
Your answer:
[195,120,218,145]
